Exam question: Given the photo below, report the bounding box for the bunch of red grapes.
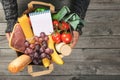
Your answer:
[24,32,54,65]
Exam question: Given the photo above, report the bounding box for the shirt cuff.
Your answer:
[75,23,84,35]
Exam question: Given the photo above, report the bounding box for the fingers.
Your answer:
[70,31,79,48]
[6,33,11,41]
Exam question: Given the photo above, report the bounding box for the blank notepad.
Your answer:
[29,10,53,36]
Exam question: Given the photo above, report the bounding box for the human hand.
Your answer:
[70,31,80,48]
[6,33,11,41]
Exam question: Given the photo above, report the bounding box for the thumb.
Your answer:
[70,31,79,48]
[6,33,11,41]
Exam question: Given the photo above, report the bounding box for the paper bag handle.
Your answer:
[27,64,54,77]
[28,1,55,13]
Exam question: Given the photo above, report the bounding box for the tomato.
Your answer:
[59,21,70,30]
[61,32,72,44]
[52,32,61,43]
[52,20,59,29]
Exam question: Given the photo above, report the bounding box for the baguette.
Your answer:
[8,55,32,74]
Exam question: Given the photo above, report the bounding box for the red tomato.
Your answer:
[52,32,61,43]
[61,32,72,44]
[53,20,59,27]
[59,21,70,30]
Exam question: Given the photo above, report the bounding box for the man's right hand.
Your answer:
[6,33,11,41]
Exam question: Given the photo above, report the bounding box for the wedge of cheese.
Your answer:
[18,14,34,42]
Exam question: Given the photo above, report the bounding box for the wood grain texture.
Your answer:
[0,75,120,80]
[1,61,120,76]
[0,23,6,35]
[85,11,120,23]
[83,23,120,36]
[89,3,120,10]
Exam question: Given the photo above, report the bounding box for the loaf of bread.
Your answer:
[8,54,32,74]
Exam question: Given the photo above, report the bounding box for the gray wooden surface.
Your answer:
[0,0,120,80]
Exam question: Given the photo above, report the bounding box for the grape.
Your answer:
[46,54,51,60]
[40,53,46,59]
[35,41,39,45]
[35,44,40,52]
[24,41,30,47]
[34,52,39,59]
[24,33,50,66]
[38,54,42,59]
[38,37,43,43]
[34,36,39,42]
[29,43,35,49]
[42,41,48,49]
[38,50,42,55]
[24,49,29,54]
[26,48,33,54]
[29,53,34,60]
[45,48,51,54]
[44,35,49,41]
[39,46,45,53]
[50,49,54,54]
[33,59,39,65]
[40,32,46,38]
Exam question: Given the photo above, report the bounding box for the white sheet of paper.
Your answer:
[29,10,53,36]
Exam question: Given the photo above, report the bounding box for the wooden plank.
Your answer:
[85,11,120,23]
[0,76,72,80]
[0,49,16,56]
[0,36,8,48]
[76,36,120,49]
[0,2,3,10]
[1,61,120,76]
[0,23,6,35]
[0,10,6,22]
[1,36,120,49]
[91,0,120,3]
[89,3,120,10]
[0,75,120,80]
[83,23,120,36]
